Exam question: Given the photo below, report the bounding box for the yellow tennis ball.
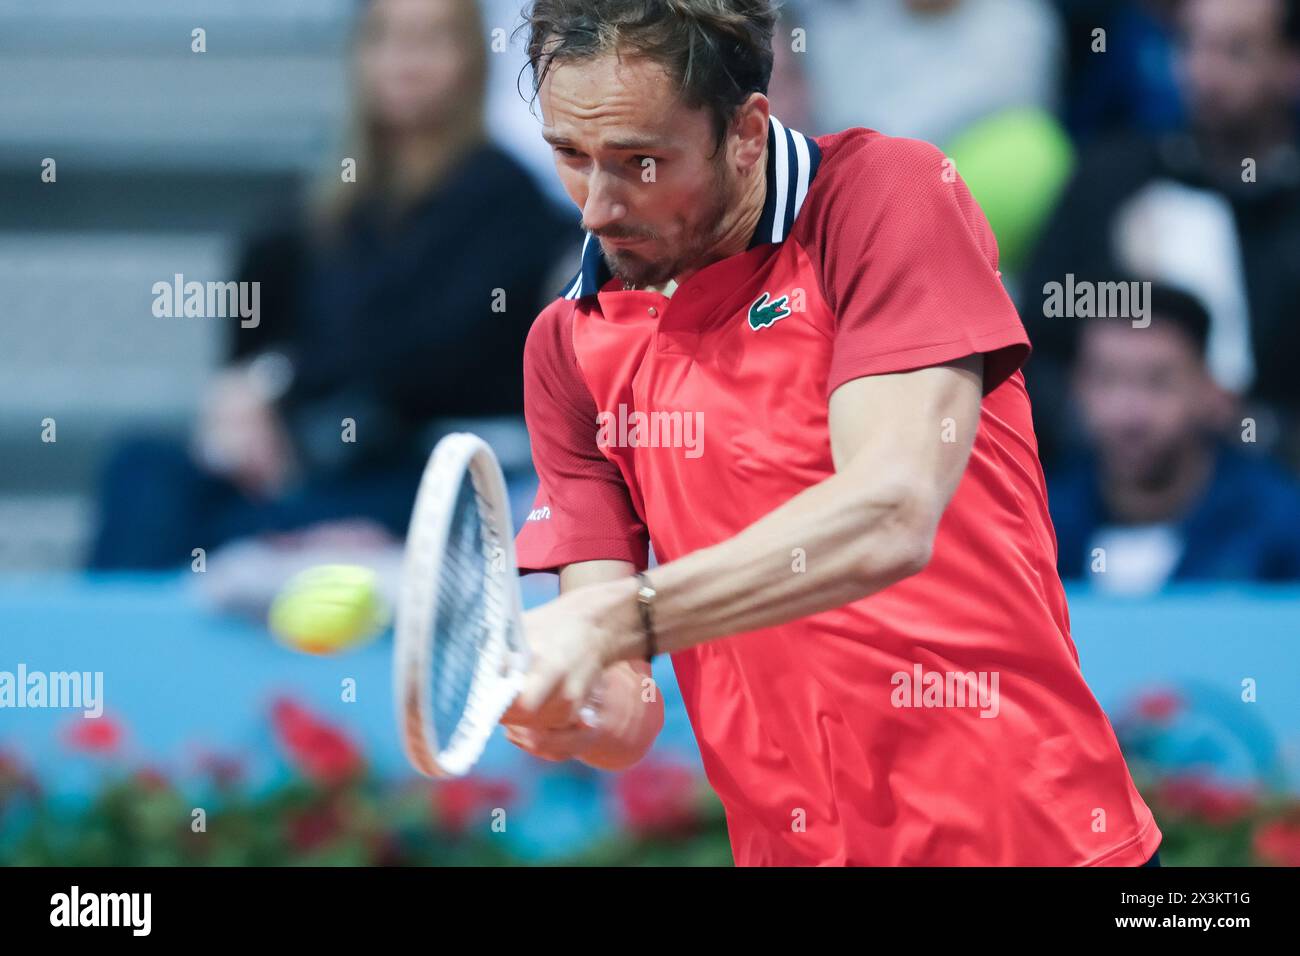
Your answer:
[269,564,390,655]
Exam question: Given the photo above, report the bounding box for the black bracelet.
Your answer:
[634,571,657,663]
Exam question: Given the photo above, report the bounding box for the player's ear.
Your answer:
[730,94,769,171]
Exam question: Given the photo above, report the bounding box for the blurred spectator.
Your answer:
[1022,0,1300,470]
[89,0,574,570]
[799,0,1065,146]
[1061,0,1188,142]
[1050,285,1300,593]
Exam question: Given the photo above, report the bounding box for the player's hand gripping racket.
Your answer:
[393,433,531,777]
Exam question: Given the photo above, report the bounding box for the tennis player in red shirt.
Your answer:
[501,0,1162,867]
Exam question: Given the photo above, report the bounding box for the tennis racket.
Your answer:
[393,432,530,778]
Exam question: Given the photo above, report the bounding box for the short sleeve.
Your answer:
[515,306,650,575]
[810,135,1030,397]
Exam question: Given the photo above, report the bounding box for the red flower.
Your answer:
[132,767,171,793]
[1156,775,1258,825]
[0,750,20,780]
[434,778,516,835]
[286,803,344,853]
[613,760,702,838]
[63,715,124,754]
[1135,689,1183,723]
[196,751,246,791]
[0,749,39,801]
[1253,815,1300,867]
[270,697,363,786]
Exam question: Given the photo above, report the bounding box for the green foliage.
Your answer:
[1,774,515,867]
[4,691,1296,867]
[15,767,1288,867]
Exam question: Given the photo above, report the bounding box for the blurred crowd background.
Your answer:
[1,0,1298,590]
[3,0,1300,866]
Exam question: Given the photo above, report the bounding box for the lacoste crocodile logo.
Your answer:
[747,291,792,331]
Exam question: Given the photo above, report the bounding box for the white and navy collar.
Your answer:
[560,116,822,301]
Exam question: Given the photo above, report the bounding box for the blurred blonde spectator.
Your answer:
[90,0,574,570]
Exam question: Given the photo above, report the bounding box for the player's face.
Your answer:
[1074,321,1211,484]
[539,52,744,287]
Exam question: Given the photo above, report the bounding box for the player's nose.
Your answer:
[580,171,629,235]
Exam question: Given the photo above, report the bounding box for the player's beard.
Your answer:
[598,155,735,288]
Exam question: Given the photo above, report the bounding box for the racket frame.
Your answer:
[394,433,528,778]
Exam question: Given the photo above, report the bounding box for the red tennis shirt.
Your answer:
[515,118,1162,866]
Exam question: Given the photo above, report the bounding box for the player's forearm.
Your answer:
[580,464,940,665]
[656,471,935,649]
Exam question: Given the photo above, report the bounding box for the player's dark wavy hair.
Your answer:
[519,0,780,153]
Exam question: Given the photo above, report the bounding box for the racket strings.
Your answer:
[428,470,514,755]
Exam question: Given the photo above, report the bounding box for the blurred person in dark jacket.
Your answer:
[1022,0,1300,470]
[1058,0,1188,142]
[1050,284,1300,593]
[90,0,574,570]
